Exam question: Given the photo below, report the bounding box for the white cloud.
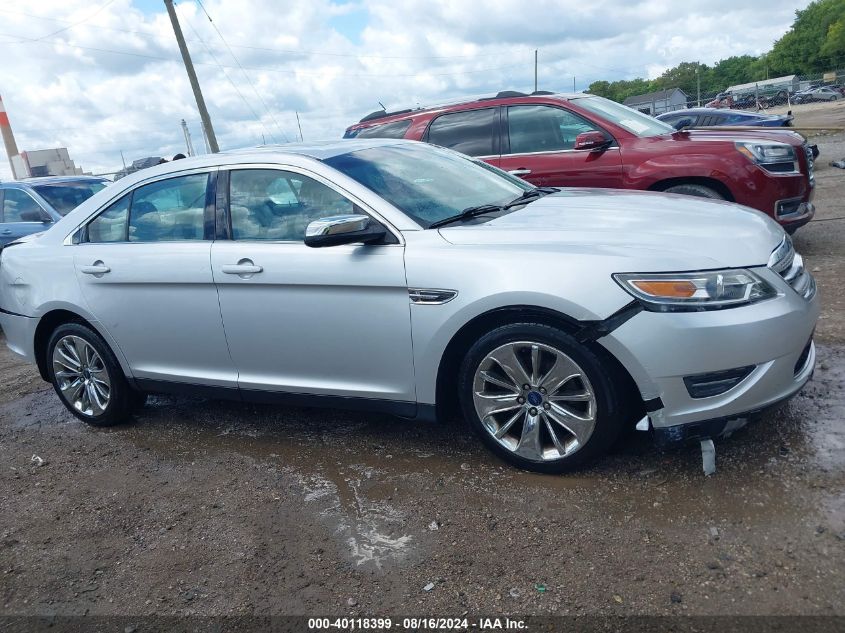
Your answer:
[0,0,811,180]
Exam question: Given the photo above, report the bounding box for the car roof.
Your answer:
[347,91,585,130]
[1,175,109,188]
[103,138,418,188]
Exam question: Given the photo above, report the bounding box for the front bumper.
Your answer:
[599,269,819,438]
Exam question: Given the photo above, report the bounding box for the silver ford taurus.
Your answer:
[0,140,818,472]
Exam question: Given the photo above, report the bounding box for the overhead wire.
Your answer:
[180,8,279,144]
[191,0,289,142]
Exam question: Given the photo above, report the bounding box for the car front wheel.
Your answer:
[458,323,624,473]
[47,323,141,426]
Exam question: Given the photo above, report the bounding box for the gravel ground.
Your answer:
[1,113,844,622]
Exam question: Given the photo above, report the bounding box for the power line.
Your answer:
[7,0,118,43]
[0,33,527,78]
[0,7,503,61]
[180,9,278,144]
[191,0,289,142]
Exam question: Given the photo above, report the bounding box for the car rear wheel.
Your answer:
[663,183,724,200]
[458,323,624,473]
[47,323,142,426]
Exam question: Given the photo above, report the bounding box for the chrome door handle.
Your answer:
[221,261,263,275]
[80,264,110,275]
[508,168,532,176]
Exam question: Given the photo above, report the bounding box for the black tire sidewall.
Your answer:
[663,184,724,200]
[46,323,134,426]
[458,323,623,473]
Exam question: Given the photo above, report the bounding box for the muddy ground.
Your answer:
[1,107,844,622]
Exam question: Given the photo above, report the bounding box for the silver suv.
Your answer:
[0,140,818,472]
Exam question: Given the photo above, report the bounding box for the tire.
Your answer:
[47,322,141,426]
[662,183,725,200]
[458,323,624,473]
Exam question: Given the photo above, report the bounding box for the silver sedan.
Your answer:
[0,140,818,472]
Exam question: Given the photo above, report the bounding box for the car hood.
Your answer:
[438,189,784,269]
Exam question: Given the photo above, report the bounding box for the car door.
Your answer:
[0,187,52,245]
[74,170,237,388]
[210,166,416,405]
[497,104,624,188]
[423,107,501,168]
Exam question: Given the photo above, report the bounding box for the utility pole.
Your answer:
[296,111,303,142]
[696,62,701,107]
[119,150,127,170]
[180,119,195,156]
[573,76,576,93]
[164,0,219,153]
[534,50,538,92]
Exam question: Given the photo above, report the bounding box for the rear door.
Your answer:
[0,188,52,245]
[74,170,236,388]
[497,104,624,188]
[423,107,501,167]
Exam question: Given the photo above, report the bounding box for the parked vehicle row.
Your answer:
[345,91,816,233]
[0,141,819,472]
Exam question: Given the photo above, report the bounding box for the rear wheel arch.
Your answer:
[648,177,734,201]
[434,306,642,424]
[34,310,98,381]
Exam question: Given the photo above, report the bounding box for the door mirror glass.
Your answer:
[573,131,611,151]
[304,214,386,248]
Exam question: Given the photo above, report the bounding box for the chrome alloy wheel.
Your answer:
[472,341,597,461]
[51,335,111,417]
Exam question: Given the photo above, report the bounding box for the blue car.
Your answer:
[656,107,794,130]
[0,176,109,246]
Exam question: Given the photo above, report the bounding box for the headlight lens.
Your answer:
[613,269,777,311]
[736,141,797,173]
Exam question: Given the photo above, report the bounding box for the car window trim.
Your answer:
[219,163,404,246]
[0,189,4,222]
[502,103,618,157]
[422,106,501,158]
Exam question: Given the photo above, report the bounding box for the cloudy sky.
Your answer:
[0,0,811,179]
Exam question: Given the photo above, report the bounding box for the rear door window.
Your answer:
[426,108,497,157]
[354,119,412,139]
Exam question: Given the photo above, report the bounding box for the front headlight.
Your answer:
[613,269,777,312]
[735,141,798,173]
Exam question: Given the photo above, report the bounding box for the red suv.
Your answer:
[344,91,815,233]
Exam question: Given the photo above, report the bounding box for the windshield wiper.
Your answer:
[429,187,559,229]
[429,204,504,229]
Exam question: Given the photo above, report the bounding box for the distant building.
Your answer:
[113,156,166,181]
[623,88,688,115]
[21,147,86,177]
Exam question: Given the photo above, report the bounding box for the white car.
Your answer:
[0,140,818,472]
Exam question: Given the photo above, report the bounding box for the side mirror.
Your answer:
[20,209,51,223]
[573,131,610,151]
[304,214,386,248]
[673,117,694,130]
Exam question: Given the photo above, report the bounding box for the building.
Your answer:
[21,147,86,177]
[623,88,689,115]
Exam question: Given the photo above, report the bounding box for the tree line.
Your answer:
[587,0,845,102]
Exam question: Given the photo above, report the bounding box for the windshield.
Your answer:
[573,96,675,137]
[33,181,107,215]
[324,143,531,227]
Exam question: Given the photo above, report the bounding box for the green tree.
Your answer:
[768,0,845,73]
